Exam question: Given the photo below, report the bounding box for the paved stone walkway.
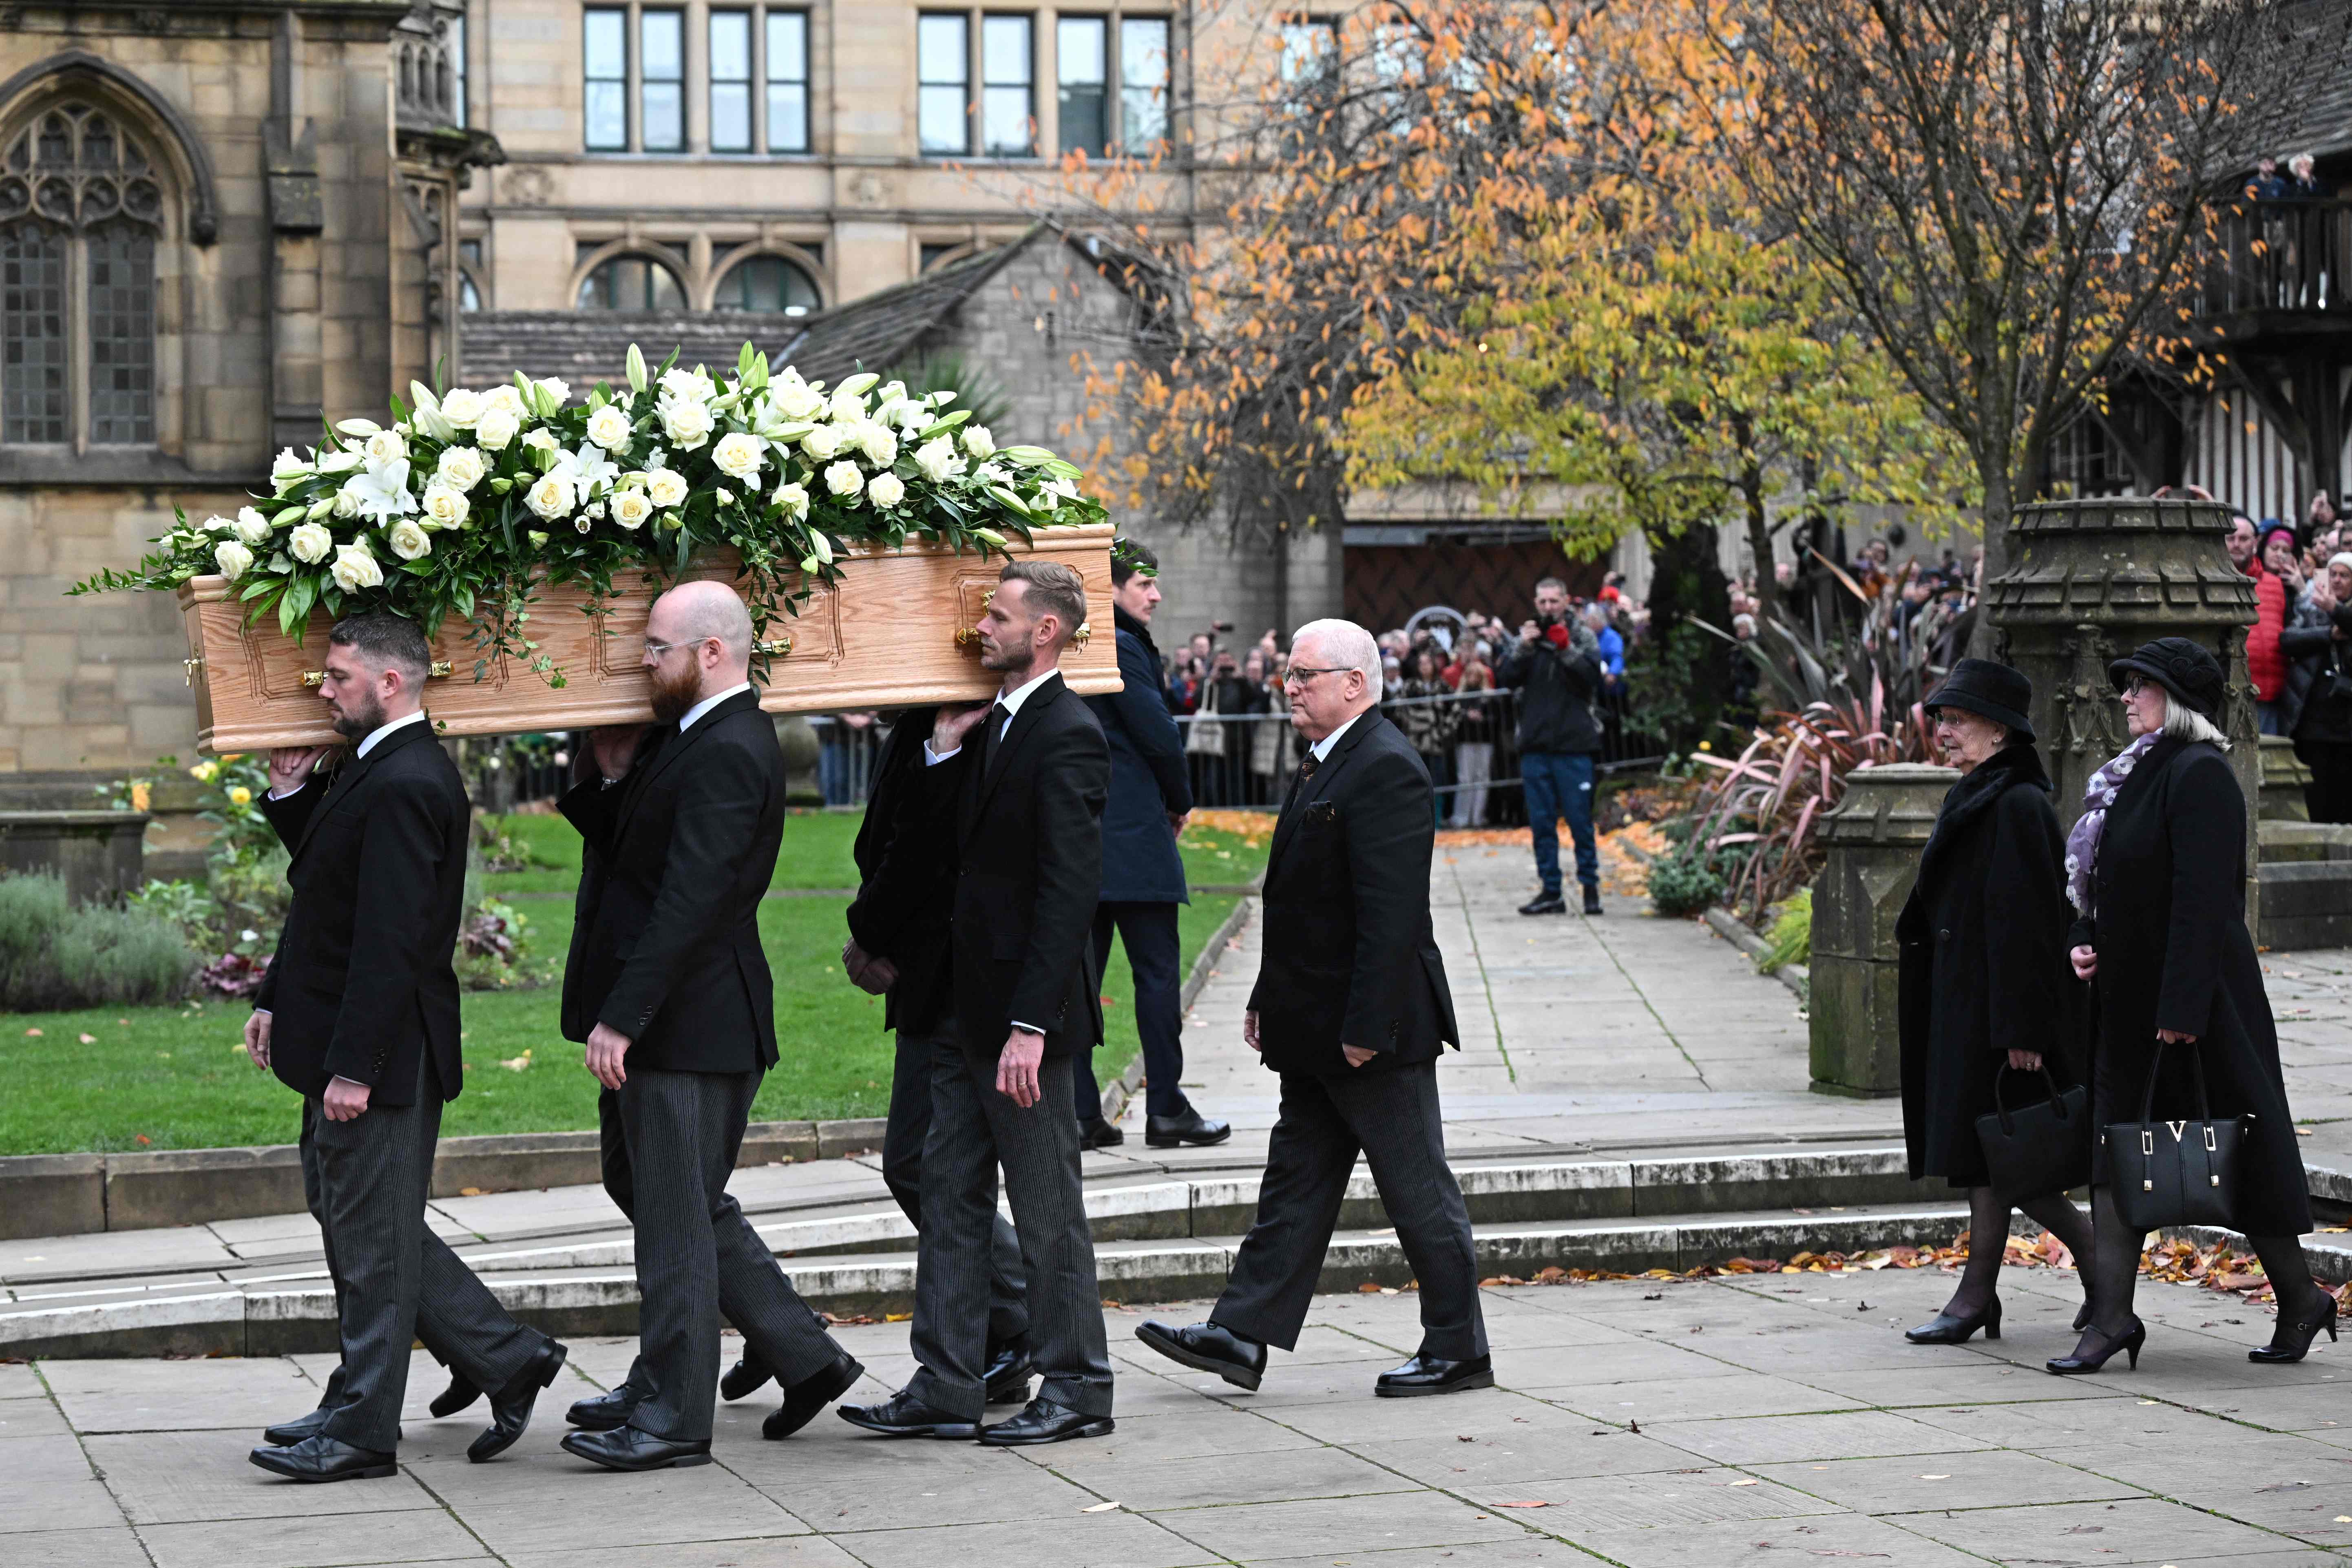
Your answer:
[11,1263,2352,1567]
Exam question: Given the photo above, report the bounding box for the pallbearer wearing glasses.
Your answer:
[1135,619,1489,1399]
[2053,638,2332,1374]
[556,581,860,1468]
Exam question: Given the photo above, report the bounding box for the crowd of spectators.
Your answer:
[2236,491,2352,822]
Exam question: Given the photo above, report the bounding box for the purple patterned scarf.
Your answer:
[2063,731,2162,916]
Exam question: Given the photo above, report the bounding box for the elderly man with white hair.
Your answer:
[1134,618,1491,1399]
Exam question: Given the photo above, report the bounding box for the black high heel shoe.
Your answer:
[2046,1317,2145,1375]
[2250,1294,2339,1364]
[1905,1298,2001,1345]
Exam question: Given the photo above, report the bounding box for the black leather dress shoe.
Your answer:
[1145,1107,1232,1148]
[561,1425,712,1472]
[984,1338,1035,1404]
[566,1385,638,1431]
[468,1339,568,1463]
[764,1351,865,1440]
[249,1434,398,1483]
[428,1369,483,1420]
[1079,1117,1125,1149]
[1374,1352,1494,1398]
[836,1389,979,1439]
[980,1396,1114,1446]
[1518,893,1567,916]
[261,1407,331,1448]
[1134,1320,1266,1391]
[1581,887,1604,916]
[721,1346,775,1402]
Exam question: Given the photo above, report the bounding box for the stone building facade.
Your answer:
[0,1,492,787]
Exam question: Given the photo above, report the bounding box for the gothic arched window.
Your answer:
[0,104,161,448]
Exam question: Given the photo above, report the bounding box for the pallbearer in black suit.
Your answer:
[244,614,568,1483]
[556,581,859,1471]
[838,560,1116,1446]
[1136,619,1491,1399]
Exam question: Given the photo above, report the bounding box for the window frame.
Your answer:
[764,8,811,154]
[918,11,972,157]
[0,102,166,456]
[1118,14,1170,154]
[708,8,754,153]
[1057,15,1109,158]
[979,12,1035,159]
[637,7,687,153]
[583,6,630,151]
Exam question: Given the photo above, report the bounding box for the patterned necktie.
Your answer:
[979,701,1012,772]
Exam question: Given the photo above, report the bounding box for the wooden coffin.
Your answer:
[176,523,1121,753]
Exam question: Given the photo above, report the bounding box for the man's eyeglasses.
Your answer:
[642,636,713,659]
[1282,665,1353,689]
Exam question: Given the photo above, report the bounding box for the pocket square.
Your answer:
[1305,801,1340,825]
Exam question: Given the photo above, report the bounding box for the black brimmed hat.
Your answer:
[1923,658,2035,742]
[2108,636,2225,719]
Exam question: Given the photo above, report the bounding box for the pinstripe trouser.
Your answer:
[300,1047,556,1453]
[298,1092,548,1452]
[605,1068,842,1442]
[907,1041,1113,1420]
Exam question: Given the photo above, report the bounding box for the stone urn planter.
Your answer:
[1808,763,1958,1097]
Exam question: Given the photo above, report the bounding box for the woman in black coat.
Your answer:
[1897,661,2094,1346]
[2054,637,2332,1375]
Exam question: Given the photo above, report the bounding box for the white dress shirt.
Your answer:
[1308,708,1368,765]
[677,681,754,734]
[924,666,1061,764]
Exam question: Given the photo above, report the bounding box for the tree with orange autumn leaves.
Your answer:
[1053,0,2332,632]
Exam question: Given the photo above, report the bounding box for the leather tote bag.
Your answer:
[1973,1063,2091,1204]
[2104,1037,2246,1232]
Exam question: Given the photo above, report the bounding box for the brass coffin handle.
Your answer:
[183,656,204,687]
[755,636,792,657]
[302,660,453,688]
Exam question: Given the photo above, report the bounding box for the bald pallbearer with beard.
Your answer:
[555,581,859,1470]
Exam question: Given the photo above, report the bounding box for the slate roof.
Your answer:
[458,222,1054,392]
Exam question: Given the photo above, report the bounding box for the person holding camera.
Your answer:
[1497,577,1606,916]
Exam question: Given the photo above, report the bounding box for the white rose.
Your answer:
[645,467,689,508]
[534,377,571,408]
[867,472,906,508]
[772,376,824,420]
[856,422,898,466]
[202,514,234,533]
[475,408,519,451]
[213,540,254,578]
[438,387,485,427]
[712,431,765,483]
[586,405,633,452]
[609,489,654,529]
[421,484,470,529]
[823,460,864,499]
[387,520,433,561]
[270,447,311,488]
[962,425,996,460]
[364,429,407,466]
[913,436,965,483]
[525,471,576,521]
[234,512,271,547]
[435,445,486,491]
[521,427,559,455]
[659,397,714,450]
[659,366,716,404]
[330,542,383,591]
[289,522,334,564]
[332,486,363,520]
[800,424,842,461]
[829,391,867,424]
[771,481,810,521]
[484,383,526,417]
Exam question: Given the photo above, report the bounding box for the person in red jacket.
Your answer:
[2251,522,2304,732]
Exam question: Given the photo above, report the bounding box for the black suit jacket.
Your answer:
[922,672,1110,1059]
[844,708,955,1035]
[558,688,784,1073]
[1249,708,1460,1076]
[254,720,467,1105]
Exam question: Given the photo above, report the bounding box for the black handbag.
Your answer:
[2104,1037,2247,1232]
[1974,1064,2091,1204]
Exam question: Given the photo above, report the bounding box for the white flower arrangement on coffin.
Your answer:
[73,343,1102,688]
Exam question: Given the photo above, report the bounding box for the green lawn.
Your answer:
[0,811,1259,1154]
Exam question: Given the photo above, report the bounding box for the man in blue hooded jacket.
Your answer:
[1072,539,1230,1149]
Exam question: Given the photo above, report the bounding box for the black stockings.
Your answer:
[1943,1186,2097,1319]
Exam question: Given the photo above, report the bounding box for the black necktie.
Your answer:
[979,701,1012,773]
[1284,749,1320,814]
